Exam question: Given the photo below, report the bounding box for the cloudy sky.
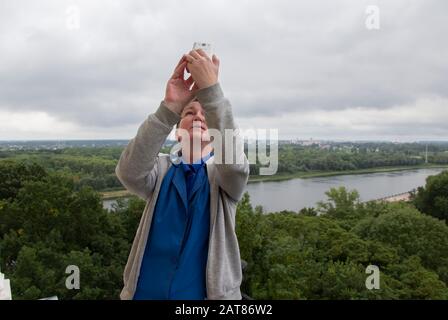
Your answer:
[0,0,447,141]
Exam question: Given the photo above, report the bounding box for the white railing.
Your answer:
[0,271,12,300]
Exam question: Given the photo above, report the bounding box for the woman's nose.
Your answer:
[193,112,205,122]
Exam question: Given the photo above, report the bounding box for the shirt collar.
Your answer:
[180,152,213,172]
[181,152,213,165]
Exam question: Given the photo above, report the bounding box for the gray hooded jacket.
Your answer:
[115,83,249,300]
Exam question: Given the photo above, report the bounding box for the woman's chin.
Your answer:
[189,128,208,137]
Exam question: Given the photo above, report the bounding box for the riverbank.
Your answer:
[100,164,448,199]
[247,164,448,183]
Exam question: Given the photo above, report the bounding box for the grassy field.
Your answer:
[100,164,448,199]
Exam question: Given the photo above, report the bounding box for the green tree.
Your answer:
[316,186,361,219]
[0,163,132,299]
[352,203,448,284]
[413,170,448,222]
[0,161,47,200]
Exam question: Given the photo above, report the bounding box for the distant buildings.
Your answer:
[0,140,130,151]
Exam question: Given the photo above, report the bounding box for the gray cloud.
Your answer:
[0,0,447,140]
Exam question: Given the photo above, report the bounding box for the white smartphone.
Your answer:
[192,42,213,58]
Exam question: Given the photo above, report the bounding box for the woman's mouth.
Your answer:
[191,121,207,131]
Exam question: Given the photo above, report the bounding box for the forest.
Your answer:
[0,160,447,299]
[1,142,448,192]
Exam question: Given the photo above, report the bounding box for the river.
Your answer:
[103,168,446,213]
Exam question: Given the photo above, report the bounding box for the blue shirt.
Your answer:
[133,153,212,300]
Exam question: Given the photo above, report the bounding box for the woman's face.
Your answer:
[177,100,209,143]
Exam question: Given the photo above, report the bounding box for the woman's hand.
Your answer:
[185,49,220,90]
[163,55,198,115]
